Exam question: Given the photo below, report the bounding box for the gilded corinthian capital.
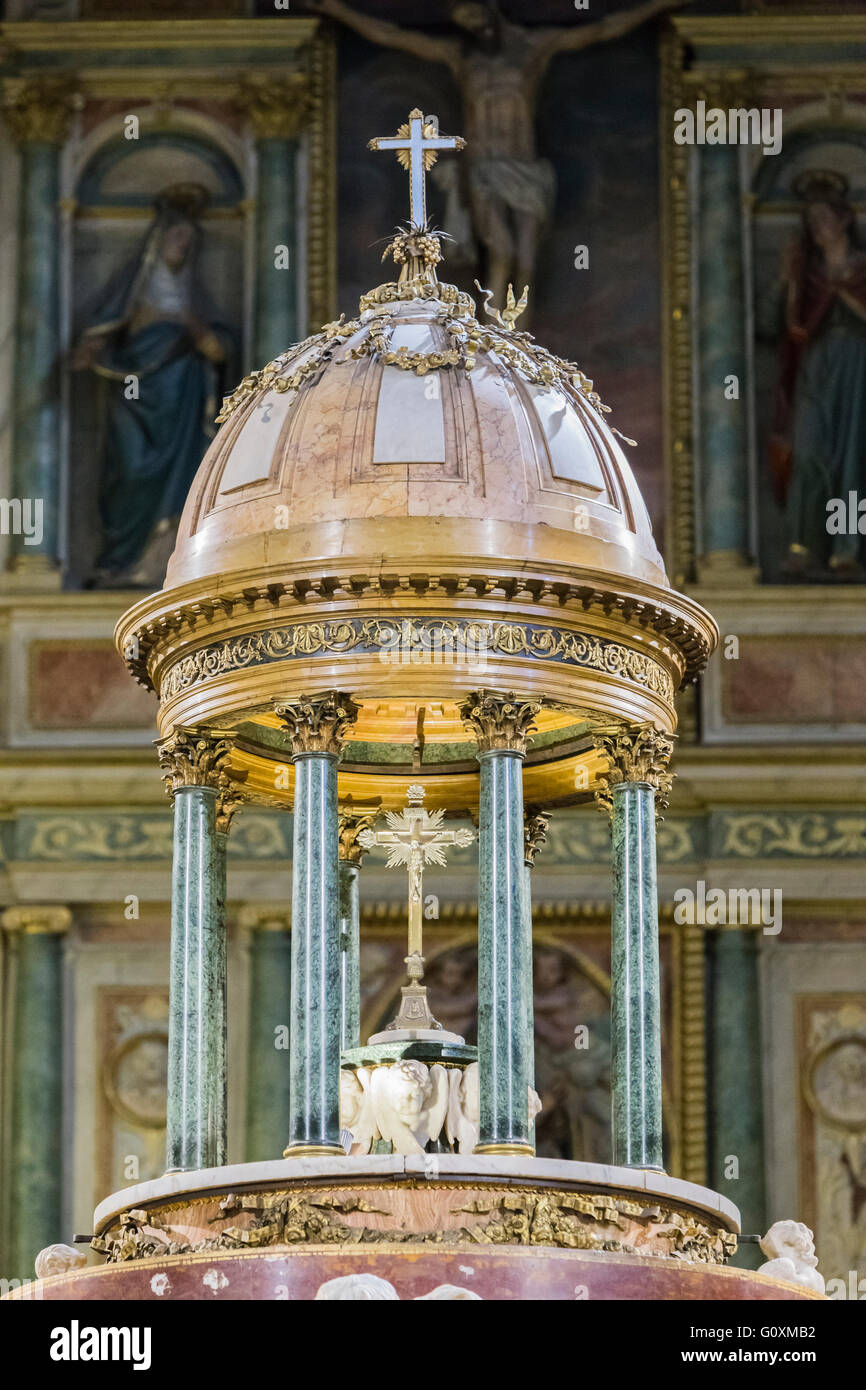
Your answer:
[460,690,540,755]
[524,808,551,867]
[216,785,246,837]
[236,73,311,140]
[275,692,360,757]
[157,727,235,796]
[592,723,675,818]
[4,78,77,145]
[1,906,71,935]
[338,805,380,865]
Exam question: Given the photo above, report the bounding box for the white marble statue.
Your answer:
[314,1273,400,1300]
[446,1062,542,1154]
[758,1220,825,1294]
[339,1066,379,1155]
[415,1284,483,1300]
[35,1244,87,1280]
[370,1059,449,1156]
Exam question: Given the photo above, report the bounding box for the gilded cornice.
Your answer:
[460,690,540,756]
[274,692,360,758]
[115,567,714,697]
[157,727,235,797]
[0,19,319,56]
[672,15,866,46]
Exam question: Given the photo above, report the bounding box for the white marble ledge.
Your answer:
[94,1156,740,1236]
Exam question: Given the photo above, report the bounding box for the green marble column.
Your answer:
[462,692,539,1156]
[6,83,72,578]
[243,910,292,1162]
[698,135,751,571]
[523,811,549,1144]
[610,781,663,1170]
[523,810,550,1073]
[594,725,674,1172]
[338,861,360,1051]
[337,808,377,1052]
[1,907,70,1282]
[710,927,767,1267]
[239,79,309,365]
[158,730,235,1174]
[277,694,359,1156]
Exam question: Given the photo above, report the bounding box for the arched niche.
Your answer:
[66,123,248,589]
[749,117,866,580]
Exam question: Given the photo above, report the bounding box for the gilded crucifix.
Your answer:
[359,784,474,1032]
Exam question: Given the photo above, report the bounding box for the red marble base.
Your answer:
[10,1245,821,1301]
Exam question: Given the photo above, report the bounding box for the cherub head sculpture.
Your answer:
[340,1068,364,1130]
[35,1244,87,1280]
[388,1060,430,1123]
[339,1065,378,1155]
[315,1273,400,1301]
[758,1220,824,1295]
[760,1220,818,1267]
[446,1062,541,1154]
[370,1060,449,1155]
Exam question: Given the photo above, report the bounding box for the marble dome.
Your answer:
[117,232,716,811]
[166,274,665,593]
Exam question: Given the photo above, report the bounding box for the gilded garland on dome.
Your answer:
[216,253,616,425]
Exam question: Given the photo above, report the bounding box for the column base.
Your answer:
[282,1144,345,1158]
[473,1142,535,1157]
[696,550,759,586]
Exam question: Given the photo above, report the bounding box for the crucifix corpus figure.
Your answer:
[311,0,682,309]
[359,784,474,1038]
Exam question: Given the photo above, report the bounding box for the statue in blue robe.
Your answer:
[72,184,232,587]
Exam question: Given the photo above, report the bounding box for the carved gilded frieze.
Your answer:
[158,619,674,706]
[92,1186,736,1266]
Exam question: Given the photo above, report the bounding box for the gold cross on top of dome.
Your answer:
[368,109,465,230]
